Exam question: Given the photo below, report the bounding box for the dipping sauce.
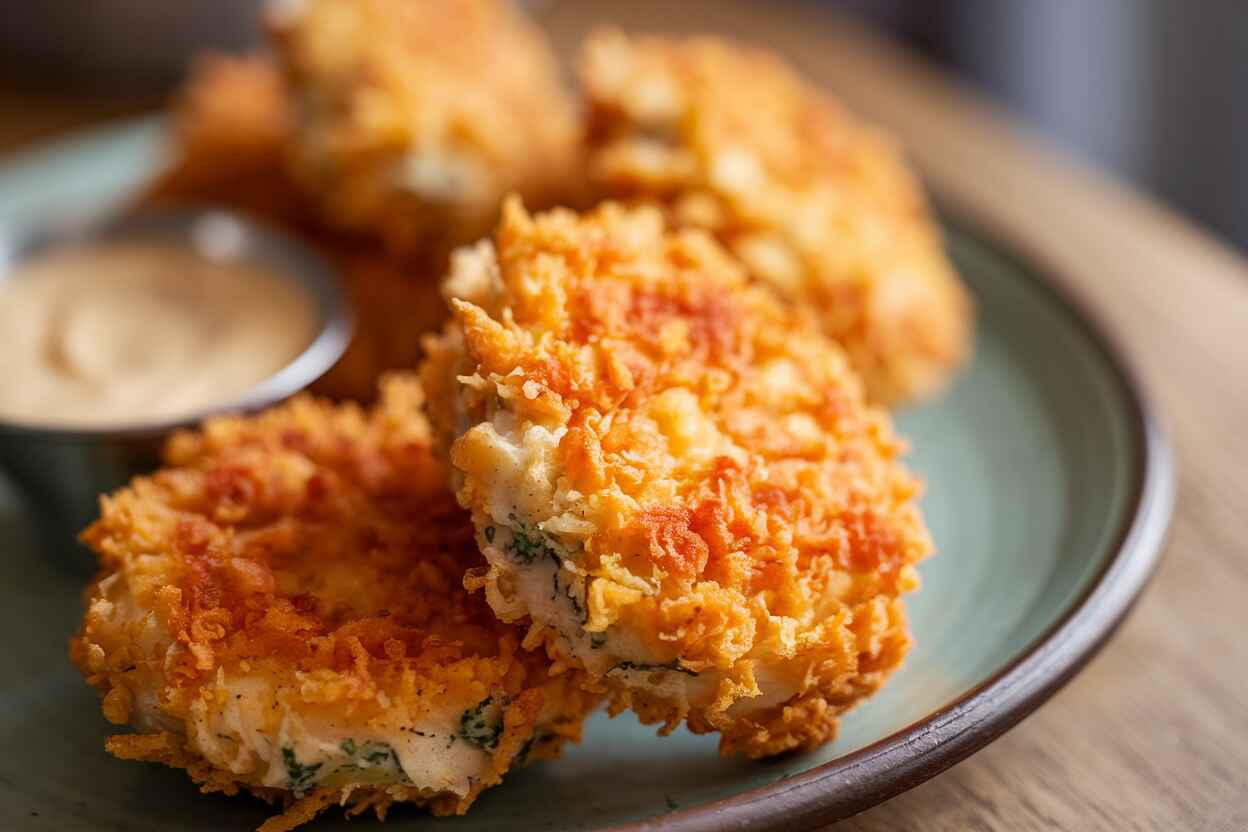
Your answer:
[0,241,321,428]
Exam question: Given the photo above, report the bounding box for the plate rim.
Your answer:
[610,214,1176,831]
[0,122,1176,830]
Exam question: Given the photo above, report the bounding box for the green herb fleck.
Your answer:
[362,743,400,767]
[609,660,698,677]
[551,563,587,624]
[484,526,496,543]
[282,747,323,796]
[334,740,408,783]
[507,531,548,563]
[505,513,558,564]
[460,696,504,749]
[590,633,607,649]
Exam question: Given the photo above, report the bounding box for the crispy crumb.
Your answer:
[423,199,931,757]
[71,376,597,829]
[270,0,583,257]
[580,29,973,405]
[142,0,580,401]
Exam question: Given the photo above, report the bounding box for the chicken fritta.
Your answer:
[71,377,598,831]
[268,0,583,258]
[145,53,309,226]
[421,199,932,758]
[579,29,973,406]
[142,54,445,402]
[144,0,581,400]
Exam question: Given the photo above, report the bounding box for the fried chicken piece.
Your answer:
[421,199,932,758]
[145,53,310,226]
[306,246,448,401]
[579,30,973,406]
[142,54,445,401]
[145,0,581,400]
[268,0,583,259]
[71,377,598,830]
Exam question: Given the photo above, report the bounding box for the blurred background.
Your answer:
[846,0,1247,253]
[0,0,1242,250]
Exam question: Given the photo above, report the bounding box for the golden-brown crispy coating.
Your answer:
[142,54,445,402]
[269,0,583,258]
[71,377,597,830]
[422,199,932,757]
[306,245,448,400]
[145,0,581,400]
[145,54,309,226]
[579,30,973,406]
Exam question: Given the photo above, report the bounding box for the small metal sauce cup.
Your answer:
[0,207,354,535]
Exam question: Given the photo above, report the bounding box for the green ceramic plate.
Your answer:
[0,121,1174,831]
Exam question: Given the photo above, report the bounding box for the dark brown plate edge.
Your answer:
[608,211,1178,832]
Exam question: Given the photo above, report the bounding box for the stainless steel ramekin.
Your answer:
[0,207,354,534]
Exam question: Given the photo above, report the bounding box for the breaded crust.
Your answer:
[71,377,597,830]
[144,0,582,401]
[579,29,973,406]
[269,0,583,258]
[144,53,309,226]
[422,199,932,757]
[141,55,447,402]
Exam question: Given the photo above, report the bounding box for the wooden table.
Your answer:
[3,4,1246,829]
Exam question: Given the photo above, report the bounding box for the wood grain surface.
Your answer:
[2,3,1246,830]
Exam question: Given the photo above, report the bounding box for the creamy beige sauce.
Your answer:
[0,242,320,427]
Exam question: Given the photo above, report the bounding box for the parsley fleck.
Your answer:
[460,696,504,749]
[282,747,323,796]
[608,660,698,677]
[362,744,400,767]
[505,514,557,564]
[550,561,587,624]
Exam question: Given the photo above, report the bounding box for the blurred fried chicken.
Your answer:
[143,54,445,401]
[269,0,583,257]
[71,377,597,830]
[145,0,581,400]
[145,53,308,226]
[580,30,972,406]
[422,199,932,757]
